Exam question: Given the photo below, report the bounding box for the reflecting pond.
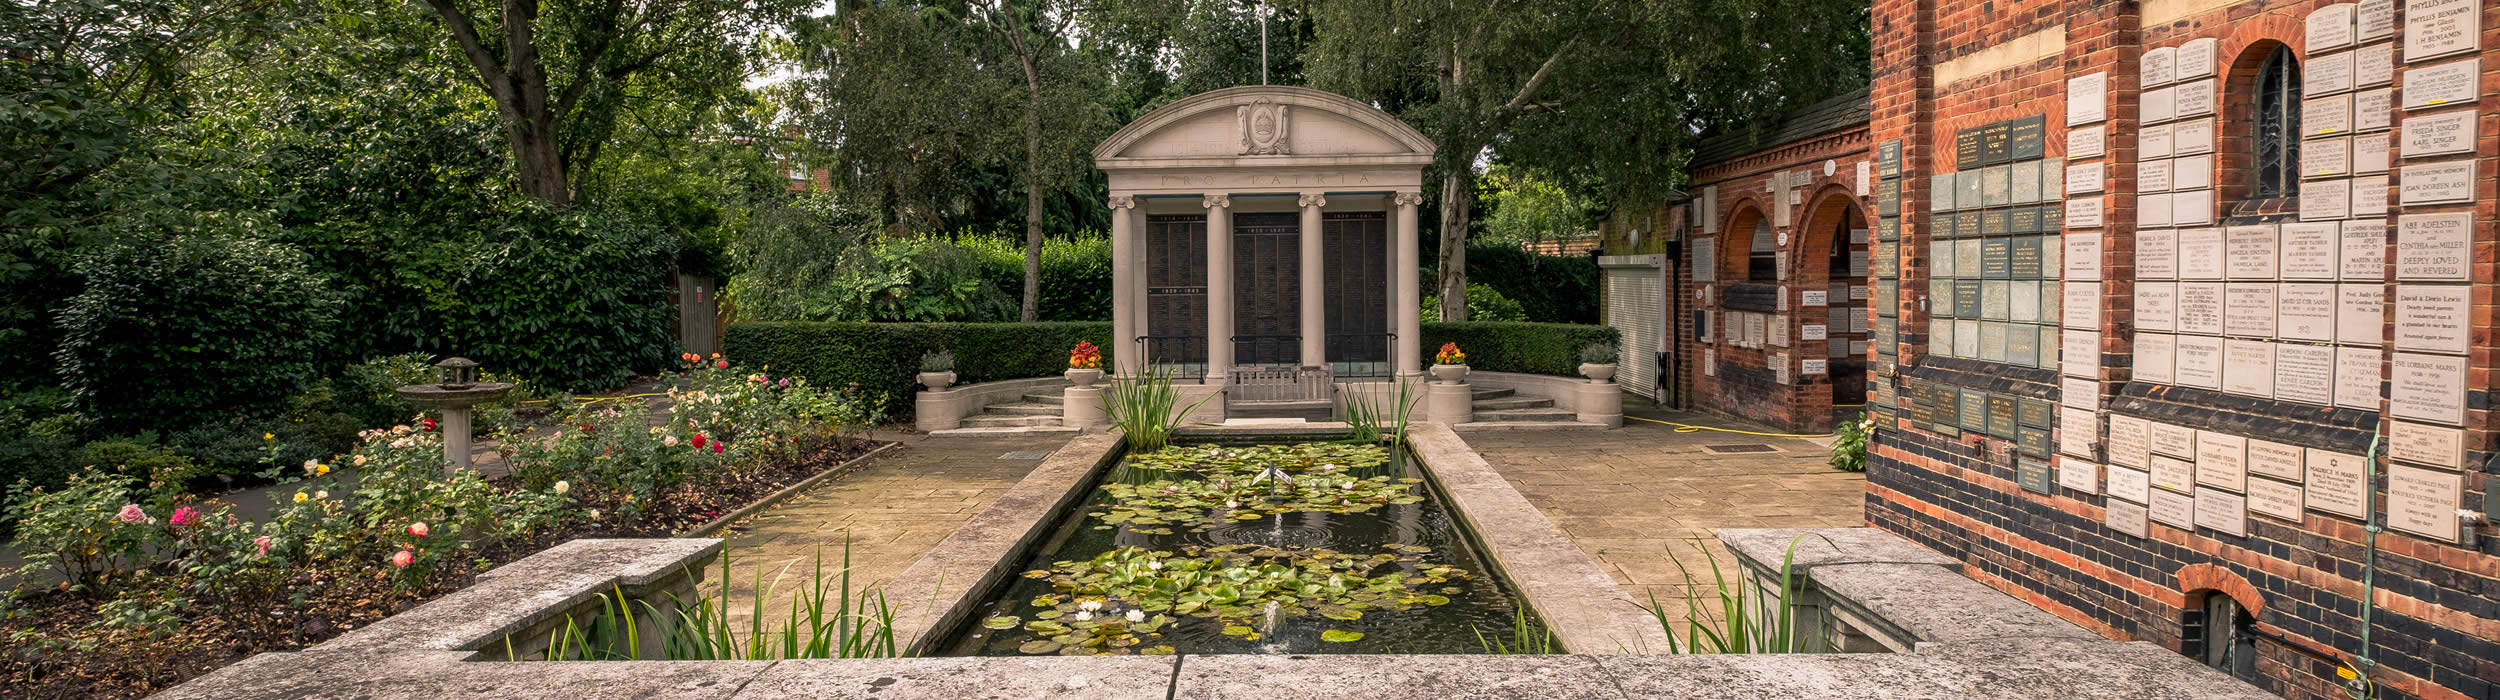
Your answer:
[939,441,1546,656]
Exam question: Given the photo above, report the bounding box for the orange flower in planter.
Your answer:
[1435,343,1466,365]
[1069,341,1103,369]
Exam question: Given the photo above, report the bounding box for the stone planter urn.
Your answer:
[1066,367,1103,388]
[918,371,956,391]
[1430,363,1470,385]
[1580,363,1617,384]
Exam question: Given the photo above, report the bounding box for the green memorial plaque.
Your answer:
[1958,388,1990,432]
[1955,212,1983,237]
[1981,239,2013,278]
[1873,241,1898,277]
[2009,207,2042,235]
[1876,283,1898,317]
[1877,180,1901,217]
[1954,128,1982,170]
[1879,140,1903,178]
[2010,237,2045,278]
[1931,385,1958,432]
[1979,121,2014,165]
[1877,216,1899,241]
[1981,209,2011,236]
[2017,458,2056,493]
[2019,398,2054,428]
[1954,280,1982,317]
[1987,393,2020,437]
[2008,116,2047,161]
[2018,426,2053,457]
[2040,205,2063,231]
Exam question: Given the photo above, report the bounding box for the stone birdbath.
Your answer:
[394,357,513,474]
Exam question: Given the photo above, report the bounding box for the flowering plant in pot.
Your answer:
[1578,342,1619,383]
[917,350,956,390]
[1066,341,1104,387]
[1430,343,1469,384]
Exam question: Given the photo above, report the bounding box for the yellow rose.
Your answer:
[316,464,330,476]
[293,492,309,503]
[264,433,275,440]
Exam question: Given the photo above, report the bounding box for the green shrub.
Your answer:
[1420,322,1619,377]
[1441,245,1600,324]
[328,353,435,429]
[57,232,346,432]
[0,388,90,502]
[962,233,1113,321]
[1422,283,1528,322]
[724,321,1112,417]
[417,207,680,392]
[727,198,1016,323]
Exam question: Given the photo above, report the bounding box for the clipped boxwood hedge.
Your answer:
[725,320,1614,418]
[1421,322,1619,378]
[724,321,1112,417]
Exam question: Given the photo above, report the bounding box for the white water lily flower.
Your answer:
[1340,481,1355,490]
[1224,500,1239,509]
[1126,610,1145,623]
[1079,600,1102,612]
[1072,611,1093,621]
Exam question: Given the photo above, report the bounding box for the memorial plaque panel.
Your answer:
[1982,165,2013,207]
[2136,283,2179,331]
[2175,335,2225,389]
[2062,329,2098,378]
[2395,212,2472,280]
[2064,232,2101,279]
[1877,216,1899,242]
[2334,346,2383,410]
[1954,280,1982,317]
[2067,126,2105,159]
[2358,0,2393,42]
[2174,79,2217,117]
[2196,487,2250,536]
[1955,211,1983,237]
[2065,197,2104,230]
[2248,478,2305,521]
[2010,116,2046,160]
[2107,498,2151,536]
[2019,424,2053,457]
[1956,239,1984,277]
[2058,458,2097,493]
[2354,89,2393,132]
[2017,458,2056,494]
[2065,282,2101,329]
[2020,398,2055,429]
[2226,225,2281,279]
[1959,388,1990,432]
[2062,376,2099,410]
[2107,415,2151,468]
[2011,237,2045,278]
[2151,422,2197,458]
[2340,219,2385,279]
[2403,0,2481,62]
[2389,420,2465,469]
[1879,140,1903,177]
[2177,283,2224,334]
[2278,283,2338,340]
[1957,172,1986,211]
[2396,157,2474,202]
[2306,449,2369,518]
[2107,465,2153,504]
[2013,280,2041,323]
[1980,122,2013,165]
[2387,465,2462,542]
[1988,394,2021,438]
[2143,86,2177,123]
[2388,352,2466,424]
[2222,339,2277,398]
[2066,73,2107,126]
[2195,431,2250,492]
[1982,239,2013,279]
[2138,228,2179,279]
[2278,223,2340,280]
[2065,162,2103,195]
[2274,343,2337,405]
[2174,154,2216,190]
[2152,454,2197,494]
[2400,59,2479,110]
[2142,124,2174,159]
[2178,38,2218,78]
[2040,200,2064,230]
[2351,174,2390,217]
[1954,129,1981,170]
[2357,43,2394,87]
[2308,4,2358,50]
[2151,487,2198,530]
[2059,405,2098,457]
[2307,94,2354,137]
[2307,51,2357,95]
[1978,321,2009,362]
[2139,159,2174,192]
[2337,284,2384,344]
[2140,192,2175,228]
[2135,332,2176,383]
[2181,227,2226,280]
[2248,440,2306,482]
[2010,207,2042,234]
[2303,136,2351,178]
[2400,110,2474,158]
[1931,173,1957,212]
[2145,46,2179,86]
[2009,161,2043,204]
[2394,284,2470,354]
[2301,178,2352,220]
[2225,283,2278,337]
[2174,119,2216,155]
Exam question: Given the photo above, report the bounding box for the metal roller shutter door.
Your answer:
[1604,267,1663,400]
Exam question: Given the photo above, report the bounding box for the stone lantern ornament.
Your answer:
[393,357,514,473]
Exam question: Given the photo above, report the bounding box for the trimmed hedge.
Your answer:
[1421,322,1618,378]
[726,320,1614,418]
[724,321,1112,417]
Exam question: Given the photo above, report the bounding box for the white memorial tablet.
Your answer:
[2065,282,2100,330]
[2172,153,2215,190]
[2139,159,2173,192]
[2063,329,2099,378]
[2307,4,2359,51]
[2142,86,2177,124]
[2306,51,2357,95]
[2140,124,2174,159]
[2171,188,2214,226]
[2222,339,2276,398]
[2195,431,2249,492]
[2177,38,2217,79]
[2152,454,2197,494]
[2139,193,2175,228]
[2107,498,2151,537]
[2334,346,2383,410]
[2388,352,2466,425]
[2400,59,2479,110]
[2247,440,2306,482]
[2401,110,2475,158]
[2353,131,2393,173]
[2248,478,2305,522]
[2059,459,2099,494]
[2305,449,2369,518]
[2393,284,2470,354]
[2066,73,2108,126]
[2389,420,2466,469]
[2225,284,2278,337]
[2151,487,2198,530]
[2301,178,2352,221]
[2179,227,2225,279]
[2195,487,2249,537]
[2106,415,2151,468]
[2395,212,2473,280]
[2059,405,2098,456]
[2351,174,2390,217]
[2174,79,2217,117]
[2397,160,2475,205]
[2065,232,2102,280]
[2065,197,2104,229]
[2139,228,2179,280]
[2175,335,2225,389]
[2177,282,2225,334]
[2340,219,2385,280]
[2274,343,2337,405]
[2068,126,2106,158]
[2278,223,2340,280]
[2226,225,2280,279]
[2353,89,2393,132]
[2065,162,2104,195]
[2303,136,2352,178]
[2173,119,2215,155]
[2386,465,2462,542]
[2306,94,2355,137]
[2278,283,2339,340]
[2144,47,2178,86]
[2108,465,2152,504]
[2135,332,2176,383]
[2151,422,2197,458]
[2136,282,2178,331]
[2355,43,2395,88]
[2336,284,2384,345]
[2403,0,2481,62]
[2062,376,2099,410]
[2357,0,2393,41]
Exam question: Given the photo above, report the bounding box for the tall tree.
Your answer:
[787,2,1017,230]
[969,0,1111,322]
[415,0,801,205]
[1307,0,1868,320]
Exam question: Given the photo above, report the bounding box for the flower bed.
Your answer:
[0,359,889,698]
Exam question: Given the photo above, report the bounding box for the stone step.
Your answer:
[1472,396,1555,411]
[1024,391,1066,405]
[1450,421,1609,432]
[983,402,1061,417]
[928,425,1083,437]
[1471,408,1580,423]
[961,414,1063,428]
[1230,399,1335,422]
[1469,387,1516,400]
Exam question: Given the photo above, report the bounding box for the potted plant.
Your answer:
[1431,342,1469,384]
[1579,342,1619,383]
[1066,341,1104,387]
[917,350,957,391]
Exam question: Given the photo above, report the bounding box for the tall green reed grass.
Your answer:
[527,538,901,661]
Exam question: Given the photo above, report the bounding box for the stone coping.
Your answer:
[313,538,723,653]
[164,643,2273,699]
[881,432,1127,653]
[1721,528,2115,652]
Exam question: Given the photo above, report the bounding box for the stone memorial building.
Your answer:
[1856,1,2498,699]
[1092,86,1433,421]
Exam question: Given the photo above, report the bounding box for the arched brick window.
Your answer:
[2249,46,2301,199]
[1748,218,1778,281]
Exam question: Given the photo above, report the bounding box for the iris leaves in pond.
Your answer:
[1004,545,1472,651]
[1097,444,1422,533]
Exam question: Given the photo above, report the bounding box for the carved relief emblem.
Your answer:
[1237,98,1290,155]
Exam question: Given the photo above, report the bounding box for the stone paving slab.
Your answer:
[746,656,1174,699]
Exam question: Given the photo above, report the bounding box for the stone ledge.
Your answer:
[1172,654,1618,699]
[744,656,1175,699]
[881,432,1127,653]
[1809,562,2098,648]
[154,650,774,700]
[317,538,723,653]
[1719,527,1962,571]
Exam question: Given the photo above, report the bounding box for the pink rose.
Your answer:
[391,549,414,568]
[253,536,273,557]
[407,521,429,538]
[714,359,728,369]
[169,506,200,529]
[117,504,148,525]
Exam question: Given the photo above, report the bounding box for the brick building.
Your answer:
[1856,1,2499,699]
[1596,89,1877,433]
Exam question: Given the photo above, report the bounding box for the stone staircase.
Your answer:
[960,387,1070,429]
[1459,386,1604,430]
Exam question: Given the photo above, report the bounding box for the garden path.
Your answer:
[709,432,1071,630]
[1461,399,1867,632]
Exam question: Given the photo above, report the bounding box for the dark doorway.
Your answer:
[1323,212,1390,376]
[1233,212,1301,366]
[1145,214,1208,368]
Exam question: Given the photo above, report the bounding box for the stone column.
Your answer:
[440,407,474,472]
[1394,192,1424,377]
[1108,195,1138,376]
[1204,194,1234,382]
[1298,193,1327,368]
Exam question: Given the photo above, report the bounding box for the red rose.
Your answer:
[422,418,436,432]
[690,434,708,448]
[712,442,725,454]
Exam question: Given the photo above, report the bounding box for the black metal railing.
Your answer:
[1325,332,1396,378]
[1229,334,1301,368]
[1132,335,1206,378]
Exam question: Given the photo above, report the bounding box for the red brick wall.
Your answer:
[1865,1,2500,699]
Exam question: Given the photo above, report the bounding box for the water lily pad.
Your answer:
[982,616,1021,629]
[1320,630,1364,643]
[1318,605,1362,621]
[1141,645,1175,656]
[1418,594,1450,606]
[1018,640,1063,654]
[1221,625,1253,637]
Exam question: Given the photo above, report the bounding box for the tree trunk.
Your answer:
[1435,169,1472,322]
[1019,56,1044,322]
[514,119,572,205]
